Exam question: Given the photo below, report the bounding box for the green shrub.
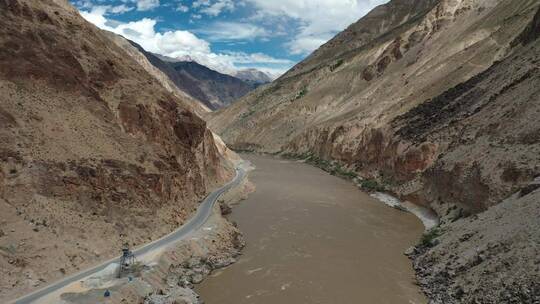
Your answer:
[294,87,308,100]
[420,226,443,248]
[279,152,357,181]
[331,165,357,180]
[330,59,344,71]
[360,179,386,192]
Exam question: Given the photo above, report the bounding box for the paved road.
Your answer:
[11,165,246,304]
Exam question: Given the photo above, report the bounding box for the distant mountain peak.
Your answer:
[128,50,256,110]
[174,55,196,62]
[151,53,273,87]
[233,69,273,85]
[154,53,195,63]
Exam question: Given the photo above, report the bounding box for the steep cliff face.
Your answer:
[210,1,540,301]
[0,0,232,300]
[407,22,540,302]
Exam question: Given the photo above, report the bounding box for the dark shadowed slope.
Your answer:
[128,41,256,110]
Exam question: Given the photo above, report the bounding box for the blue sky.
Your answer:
[72,0,388,78]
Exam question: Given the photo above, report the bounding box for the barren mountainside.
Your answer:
[103,31,211,117]
[130,45,255,110]
[211,0,539,215]
[210,0,540,302]
[168,61,255,110]
[0,0,233,300]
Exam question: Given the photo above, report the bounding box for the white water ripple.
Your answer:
[370,192,439,230]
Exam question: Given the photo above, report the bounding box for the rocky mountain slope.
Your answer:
[169,60,255,110]
[0,0,234,300]
[210,0,540,302]
[132,47,256,110]
[103,32,211,117]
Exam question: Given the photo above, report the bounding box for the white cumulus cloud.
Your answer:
[135,0,160,11]
[246,0,389,54]
[199,0,235,17]
[79,7,292,78]
[196,21,269,41]
[176,4,189,12]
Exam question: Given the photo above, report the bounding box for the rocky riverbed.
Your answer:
[408,183,540,304]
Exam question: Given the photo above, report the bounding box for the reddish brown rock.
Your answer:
[0,0,233,301]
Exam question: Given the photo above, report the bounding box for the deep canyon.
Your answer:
[0,0,539,303]
[210,0,540,302]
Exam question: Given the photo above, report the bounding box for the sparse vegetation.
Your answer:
[238,109,255,119]
[420,226,443,248]
[294,87,308,100]
[331,165,358,179]
[329,59,344,72]
[285,152,404,198]
[232,148,255,153]
[281,152,358,181]
[359,179,386,192]
[282,152,393,191]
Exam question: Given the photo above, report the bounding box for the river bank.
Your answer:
[10,161,254,304]
[56,203,245,304]
[222,153,539,304]
[409,183,540,304]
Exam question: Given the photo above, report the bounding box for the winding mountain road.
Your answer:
[11,165,246,304]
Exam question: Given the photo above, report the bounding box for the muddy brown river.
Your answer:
[196,154,427,304]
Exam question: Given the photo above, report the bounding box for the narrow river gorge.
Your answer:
[196,154,427,304]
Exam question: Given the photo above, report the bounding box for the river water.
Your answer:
[196,154,427,304]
